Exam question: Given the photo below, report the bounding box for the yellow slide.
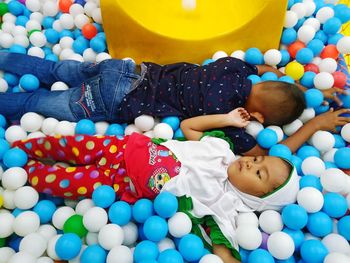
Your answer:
[340,0,350,70]
[101,0,288,64]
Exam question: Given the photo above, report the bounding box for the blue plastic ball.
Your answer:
[337,215,350,241]
[299,175,322,191]
[0,127,5,138]
[19,74,40,91]
[281,28,297,45]
[42,16,55,29]
[75,119,96,135]
[322,192,348,218]
[287,0,295,9]
[174,128,185,139]
[162,116,180,131]
[90,37,106,53]
[275,256,296,263]
[339,89,350,108]
[45,29,60,44]
[323,17,342,35]
[33,200,57,224]
[245,48,264,65]
[138,224,147,241]
[15,15,29,27]
[296,48,314,64]
[294,18,306,31]
[257,128,278,149]
[8,235,22,252]
[248,249,274,263]
[178,234,204,262]
[300,71,316,89]
[327,33,343,45]
[305,89,323,108]
[282,204,308,230]
[269,144,292,161]
[282,228,305,251]
[333,134,346,148]
[73,37,90,55]
[46,54,59,62]
[0,139,10,160]
[202,58,214,65]
[132,198,154,223]
[307,39,325,56]
[296,145,320,160]
[334,4,350,23]
[291,155,302,174]
[81,244,107,263]
[314,104,330,115]
[300,240,328,263]
[261,72,278,81]
[154,191,178,218]
[143,216,168,242]
[8,0,24,16]
[134,240,159,263]
[158,249,184,263]
[55,233,82,260]
[3,148,28,168]
[9,45,26,54]
[307,211,333,237]
[279,75,295,84]
[278,50,291,67]
[108,201,132,226]
[314,30,328,44]
[105,124,124,136]
[59,29,74,39]
[247,74,261,84]
[324,161,337,169]
[3,73,18,87]
[239,248,250,262]
[334,147,350,169]
[92,185,116,208]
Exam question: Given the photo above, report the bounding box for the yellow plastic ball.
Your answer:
[0,195,3,208]
[285,61,305,80]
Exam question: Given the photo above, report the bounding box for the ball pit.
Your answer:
[0,0,349,262]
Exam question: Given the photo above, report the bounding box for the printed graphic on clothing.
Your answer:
[148,167,171,194]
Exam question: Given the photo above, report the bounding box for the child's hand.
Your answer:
[311,108,350,132]
[226,107,250,127]
[320,87,348,106]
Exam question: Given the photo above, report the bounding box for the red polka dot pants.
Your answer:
[13,134,130,199]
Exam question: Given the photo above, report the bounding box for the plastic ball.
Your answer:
[153,123,174,140]
[20,112,44,133]
[32,200,56,224]
[133,240,159,263]
[13,211,40,236]
[244,47,264,65]
[0,247,15,262]
[54,121,75,136]
[3,148,28,168]
[168,212,192,238]
[134,115,155,132]
[5,125,27,144]
[259,210,284,234]
[212,51,228,61]
[300,175,322,191]
[324,253,350,263]
[143,216,168,242]
[256,128,278,149]
[323,192,348,219]
[157,249,184,263]
[312,131,335,153]
[1,167,27,190]
[83,207,108,232]
[304,63,319,74]
[323,17,342,35]
[92,185,116,208]
[7,251,37,263]
[19,74,39,91]
[18,232,46,258]
[0,212,15,238]
[105,123,124,136]
[81,244,107,263]
[320,45,340,61]
[316,6,335,23]
[236,212,259,228]
[124,124,141,136]
[236,225,262,250]
[313,72,334,90]
[334,147,350,169]
[46,235,61,260]
[178,234,204,262]
[63,214,88,238]
[307,211,333,237]
[59,0,73,13]
[281,28,297,45]
[284,10,298,28]
[108,201,132,226]
[121,222,138,246]
[285,61,304,80]
[319,58,337,74]
[98,224,124,250]
[320,168,347,193]
[75,119,96,135]
[332,71,347,88]
[296,48,313,64]
[14,186,38,210]
[52,206,75,230]
[161,116,180,131]
[154,191,178,218]
[132,198,154,223]
[340,123,350,143]
[106,246,133,263]
[267,231,295,260]
[297,187,324,213]
[248,249,274,263]
[202,58,214,65]
[261,72,278,81]
[264,49,282,66]
[199,254,223,263]
[300,239,329,263]
[336,36,350,54]
[337,216,350,241]
[304,89,323,108]
[245,121,264,138]
[297,25,315,44]
[283,119,303,137]
[301,156,325,177]
[282,204,308,230]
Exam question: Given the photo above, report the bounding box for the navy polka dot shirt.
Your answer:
[118,57,258,154]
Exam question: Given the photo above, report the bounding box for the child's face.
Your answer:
[227,156,290,197]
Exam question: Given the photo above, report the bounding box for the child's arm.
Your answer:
[212,244,241,263]
[180,108,250,141]
[256,65,284,77]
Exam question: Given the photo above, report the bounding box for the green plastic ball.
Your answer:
[0,3,8,16]
[63,214,88,238]
[0,237,6,248]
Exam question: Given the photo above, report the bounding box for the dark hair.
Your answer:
[259,81,306,126]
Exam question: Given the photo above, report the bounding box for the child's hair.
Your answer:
[259,81,306,126]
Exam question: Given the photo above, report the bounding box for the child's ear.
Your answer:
[249,112,265,124]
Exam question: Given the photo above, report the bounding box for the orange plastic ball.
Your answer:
[82,23,98,40]
[59,0,73,13]
[304,63,319,73]
[320,45,340,59]
[288,41,306,58]
[332,71,347,88]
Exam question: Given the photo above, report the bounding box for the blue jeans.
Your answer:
[0,52,139,122]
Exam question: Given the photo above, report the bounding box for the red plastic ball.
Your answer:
[59,0,73,13]
[82,23,98,40]
[304,63,319,74]
[288,41,306,58]
[320,45,340,59]
[332,71,347,88]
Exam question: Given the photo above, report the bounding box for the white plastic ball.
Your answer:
[0,247,15,262]
[27,131,45,139]
[54,121,75,136]
[319,58,338,73]
[341,123,350,142]
[322,148,338,163]
[98,224,124,250]
[74,199,94,216]
[283,119,303,136]
[230,50,245,60]
[158,238,176,252]
[50,81,69,91]
[168,212,192,238]
[314,72,334,90]
[264,49,282,66]
[299,108,315,123]
[236,212,259,227]
[0,32,14,48]
[68,54,83,62]
[74,14,90,29]
[27,47,45,58]
[182,0,196,11]
[30,12,43,24]
[304,1,316,17]
[84,2,98,17]
[291,3,307,19]
[83,207,108,232]
[59,48,75,60]
[41,118,59,135]
[96,52,112,63]
[46,235,61,261]
[52,20,63,32]
[106,246,133,263]
[301,156,326,177]
[311,131,335,152]
[59,36,74,50]
[245,121,264,138]
[2,13,16,24]
[124,124,141,136]
[322,233,350,254]
[20,112,44,133]
[284,10,299,28]
[0,78,8,92]
[52,44,62,56]
[297,187,324,213]
[2,22,15,33]
[14,35,30,48]
[320,168,347,193]
[19,232,47,258]
[0,212,15,238]
[29,31,46,47]
[8,251,36,263]
[122,222,138,246]
[69,4,85,16]
[324,253,350,263]
[134,115,155,131]
[236,225,262,250]
[1,167,28,191]
[312,57,322,66]
[259,210,283,234]
[316,7,335,24]
[212,51,228,61]
[83,48,97,62]
[13,211,40,236]
[297,25,316,44]
[199,254,224,263]
[5,125,27,144]
[36,257,54,263]
[86,232,99,245]
[153,123,174,139]
[14,186,39,210]
[336,36,350,54]
[267,231,295,260]
[52,206,75,230]
[3,189,16,210]
[42,1,58,17]
[266,125,284,142]
[92,8,102,24]
[59,14,75,30]
[37,224,57,241]
[64,199,78,209]
[25,20,41,32]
